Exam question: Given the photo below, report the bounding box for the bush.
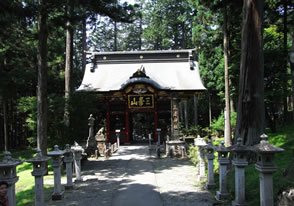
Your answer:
[187,144,199,165]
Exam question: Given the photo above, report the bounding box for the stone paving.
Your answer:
[47,145,216,206]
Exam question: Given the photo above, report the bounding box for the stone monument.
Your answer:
[166,96,187,158]
[86,114,96,156]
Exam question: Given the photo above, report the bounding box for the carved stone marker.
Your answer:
[194,136,207,181]
[27,149,51,206]
[0,151,24,206]
[48,145,65,200]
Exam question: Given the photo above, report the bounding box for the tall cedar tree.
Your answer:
[234,0,265,146]
[37,0,48,155]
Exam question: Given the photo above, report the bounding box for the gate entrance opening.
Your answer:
[130,112,154,143]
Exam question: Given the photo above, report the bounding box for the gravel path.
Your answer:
[48,145,215,206]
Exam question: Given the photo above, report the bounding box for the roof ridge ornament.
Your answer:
[130,65,150,79]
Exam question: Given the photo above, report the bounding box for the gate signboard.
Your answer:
[128,94,154,108]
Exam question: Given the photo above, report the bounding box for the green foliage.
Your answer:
[187,144,199,166]
[210,111,237,137]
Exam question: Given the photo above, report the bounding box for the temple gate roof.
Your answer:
[77,49,206,92]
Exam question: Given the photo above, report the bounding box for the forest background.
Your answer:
[0,0,293,151]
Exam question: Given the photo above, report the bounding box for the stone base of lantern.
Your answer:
[206,182,216,189]
[232,200,246,206]
[52,191,64,200]
[166,140,187,158]
[215,191,230,201]
[65,185,74,190]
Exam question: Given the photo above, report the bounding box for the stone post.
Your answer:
[27,150,51,206]
[194,136,207,181]
[251,134,284,206]
[156,128,161,145]
[63,144,74,190]
[205,140,216,189]
[71,142,84,182]
[115,129,120,148]
[227,138,249,206]
[148,133,152,148]
[48,145,65,200]
[216,141,230,200]
[0,151,24,206]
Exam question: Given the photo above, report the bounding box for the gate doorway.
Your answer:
[130,112,154,143]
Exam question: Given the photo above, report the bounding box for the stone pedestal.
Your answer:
[194,137,207,181]
[48,145,65,200]
[27,149,51,206]
[166,140,186,158]
[205,141,216,189]
[71,143,84,182]
[228,138,249,206]
[96,133,106,157]
[63,144,74,190]
[0,151,24,206]
[251,134,284,206]
[216,141,230,200]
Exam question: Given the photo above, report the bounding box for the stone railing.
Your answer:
[194,134,284,206]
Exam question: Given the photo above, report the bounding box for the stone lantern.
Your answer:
[227,137,250,206]
[215,141,230,200]
[48,145,65,200]
[63,144,74,190]
[0,151,24,206]
[194,136,207,181]
[71,142,84,182]
[27,149,51,206]
[204,140,216,189]
[251,134,284,206]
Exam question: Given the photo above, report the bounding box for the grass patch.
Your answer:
[188,124,294,206]
[226,124,294,205]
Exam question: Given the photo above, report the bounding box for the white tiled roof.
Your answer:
[77,50,206,92]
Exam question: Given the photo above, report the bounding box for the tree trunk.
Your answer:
[223,0,231,146]
[234,0,265,146]
[291,35,294,121]
[208,94,212,126]
[37,0,48,155]
[114,21,117,51]
[82,16,87,75]
[282,0,288,122]
[3,99,8,151]
[64,0,74,127]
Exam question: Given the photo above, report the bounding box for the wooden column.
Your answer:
[125,102,129,142]
[106,102,110,142]
[154,97,158,142]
